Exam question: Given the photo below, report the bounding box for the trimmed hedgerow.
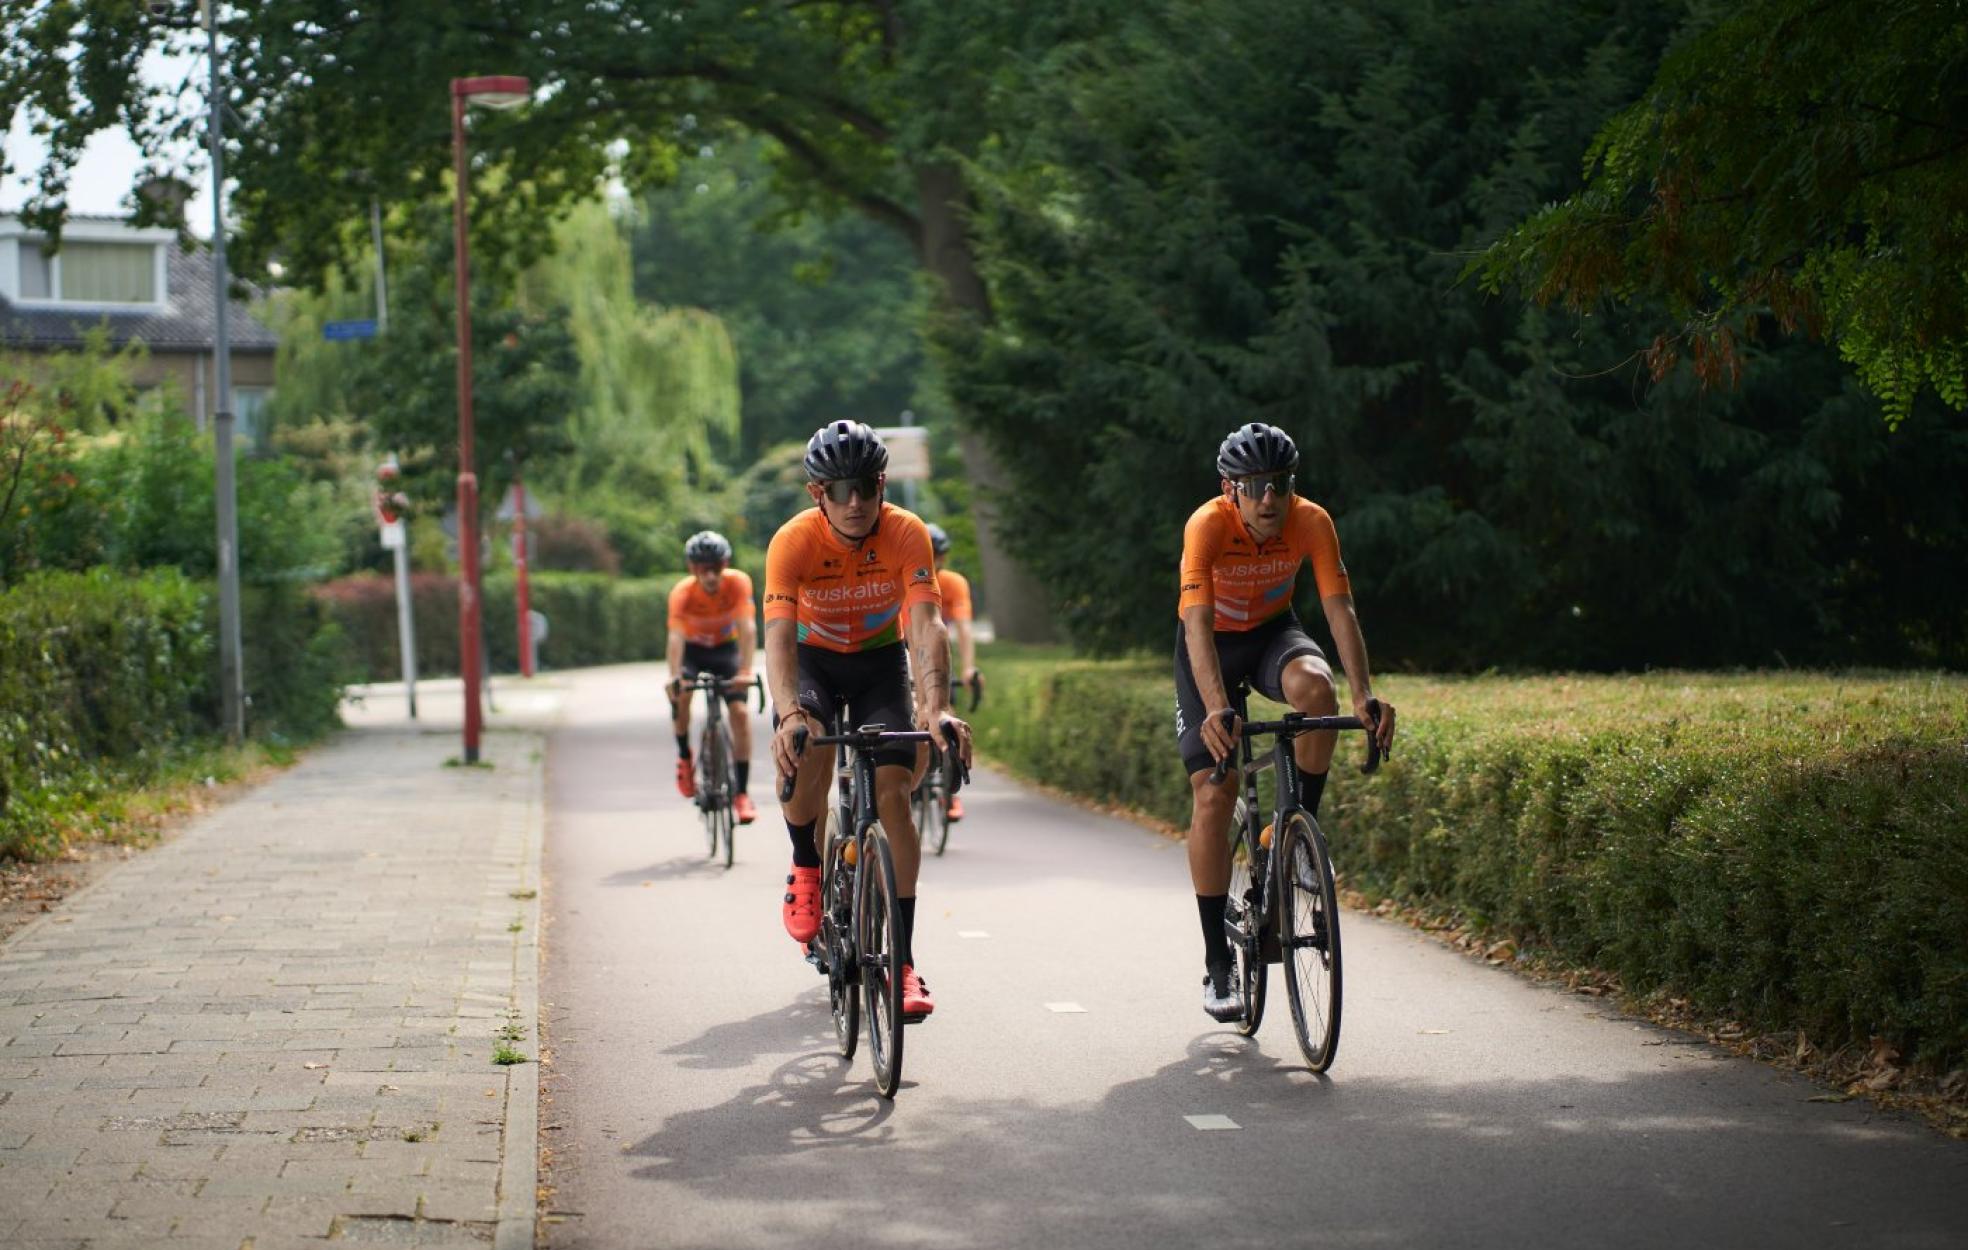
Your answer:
[969,650,1968,1070]
[314,571,679,680]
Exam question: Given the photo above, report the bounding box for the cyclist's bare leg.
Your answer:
[875,764,921,893]
[1187,766,1237,894]
[781,743,836,829]
[728,701,750,762]
[911,742,930,790]
[671,688,693,747]
[1279,654,1339,776]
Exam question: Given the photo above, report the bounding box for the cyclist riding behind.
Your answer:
[766,421,974,1019]
[1176,423,1398,1022]
[925,522,982,823]
[667,530,760,825]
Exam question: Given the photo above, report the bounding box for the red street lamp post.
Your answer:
[450,74,529,764]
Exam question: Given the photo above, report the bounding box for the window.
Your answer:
[232,386,271,448]
[19,241,51,298]
[15,237,158,304]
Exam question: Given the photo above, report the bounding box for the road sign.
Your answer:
[872,425,930,481]
[323,319,378,341]
[379,518,406,549]
[495,484,544,521]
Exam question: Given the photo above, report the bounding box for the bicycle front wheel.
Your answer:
[858,823,905,1098]
[698,718,721,859]
[713,722,737,868]
[918,747,951,857]
[1226,822,1267,1036]
[1278,811,1343,1071]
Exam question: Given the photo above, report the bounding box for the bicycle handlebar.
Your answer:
[1207,701,1386,786]
[950,673,983,713]
[774,720,972,801]
[673,671,766,712]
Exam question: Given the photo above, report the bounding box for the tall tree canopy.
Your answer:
[1474,1,1968,425]
[944,0,1968,668]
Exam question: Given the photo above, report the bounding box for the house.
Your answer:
[0,214,279,442]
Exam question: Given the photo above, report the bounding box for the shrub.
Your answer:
[970,651,1968,1070]
[530,513,622,575]
[0,568,212,858]
[314,570,681,680]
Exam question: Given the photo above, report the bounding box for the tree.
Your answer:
[1473,1,1968,426]
[942,0,1968,667]
[0,0,1090,637]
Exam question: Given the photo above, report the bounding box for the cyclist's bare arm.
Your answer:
[1182,604,1239,764]
[736,605,759,680]
[665,629,685,699]
[906,602,970,763]
[764,619,808,776]
[1319,592,1396,751]
[952,616,978,683]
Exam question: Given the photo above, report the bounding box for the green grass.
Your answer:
[491,1043,528,1065]
[970,644,1968,1070]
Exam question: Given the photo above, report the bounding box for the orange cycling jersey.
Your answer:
[1178,494,1351,632]
[668,570,755,647]
[937,568,973,623]
[764,504,940,652]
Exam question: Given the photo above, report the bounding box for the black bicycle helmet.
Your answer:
[1216,422,1299,479]
[926,523,952,557]
[803,420,889,481]
[683,530,732,565]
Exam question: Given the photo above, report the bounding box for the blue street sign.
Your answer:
[322,319,379,341]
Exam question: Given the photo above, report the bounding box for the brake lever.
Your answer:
[1361,698,1384,776]
[1206,709,1238,785]
[778,725,809,802]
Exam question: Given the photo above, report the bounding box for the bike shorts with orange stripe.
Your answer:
[788,642,917,769]
[1173,613,1326,777]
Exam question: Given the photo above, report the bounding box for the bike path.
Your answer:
[540,664,1964,1249]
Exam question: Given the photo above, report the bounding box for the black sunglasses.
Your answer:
[1232,472,1294,499]
[820,476,882,504]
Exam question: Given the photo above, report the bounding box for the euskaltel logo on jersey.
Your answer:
[802,579,898,603]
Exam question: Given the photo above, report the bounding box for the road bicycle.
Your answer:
[1208,697,1382,1071]
[673,672,764,868]
[780,716,968,1098]
[915,673,983,857]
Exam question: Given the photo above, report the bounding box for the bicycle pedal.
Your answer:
[902,1011,931,1025]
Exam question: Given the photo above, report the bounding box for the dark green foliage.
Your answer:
[0,569,212,858]
[970,650,1968,1068]
[944,0,1968,668]
[1474,2,1968,425]
[226,584,349,742]
[316,571,679,681]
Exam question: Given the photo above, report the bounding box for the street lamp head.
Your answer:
[451,75,532,109]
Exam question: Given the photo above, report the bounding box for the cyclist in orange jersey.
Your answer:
[1176,422,1398,1022]
[926,522,980,822]
[666,531,760,824]
[764,421,973,1019]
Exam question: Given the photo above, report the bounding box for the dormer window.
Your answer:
[15,237,161,305]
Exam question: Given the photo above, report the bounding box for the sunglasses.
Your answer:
[819,476,882,504]
[1232,473,1294,499]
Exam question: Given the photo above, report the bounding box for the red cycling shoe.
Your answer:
[901,964,935,1020]
[733,792,758,824]
[945,795,965,823]
[675,758,695,799]
[782,866,820,943]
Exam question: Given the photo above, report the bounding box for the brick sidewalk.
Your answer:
[0,728,545,1249]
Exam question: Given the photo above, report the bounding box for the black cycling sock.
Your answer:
[1300,769,1328,817]
[675,735,690,760]
[735,760,750,794]
[787,819,820,869]
[1198,893,1231,969]
[897,896,917,969]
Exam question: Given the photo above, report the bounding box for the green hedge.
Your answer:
[0,568,348,859]
[314,570,681,680]
[970,649,1968,1070]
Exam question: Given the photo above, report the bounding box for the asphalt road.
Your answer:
[536,664,1964,1249]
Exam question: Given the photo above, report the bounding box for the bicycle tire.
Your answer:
[858,823,905,1098]
[1225,822,1267,1036]
[1278,811,1343,1071]
[698,710,721,859]
[919,747,951,857]
[713,721,737,868]
[822,815,859,1061]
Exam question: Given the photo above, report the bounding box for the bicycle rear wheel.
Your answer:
[712,721,737,868]
[822,817,859,1061]
[858,823,905,1098]
[1278,811,1343,1071]
[1225,822,1267,1036]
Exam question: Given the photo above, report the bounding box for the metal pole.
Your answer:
[452,87,484,763]
[513,476,534,678]
[384,456,418,719]
[206,1,245,743]
[369,197,389,332]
